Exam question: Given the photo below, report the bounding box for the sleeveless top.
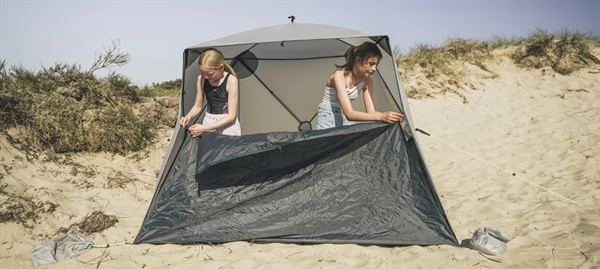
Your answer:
[203,73,230,114]
[321,72,364,107]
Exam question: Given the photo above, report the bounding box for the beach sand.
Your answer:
[1,53,598,268]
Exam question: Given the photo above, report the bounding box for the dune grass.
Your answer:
[395,38,494,78]
[396,28,599,101]
[395,38,493,103]
[511,28,600,75]
[0,41,179,159]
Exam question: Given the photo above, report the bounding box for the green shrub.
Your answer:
[106,72,140,103]
[90,105,155,154]
[0,40,167,157]
[138,79,181,98]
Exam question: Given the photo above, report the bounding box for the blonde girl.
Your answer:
[180,48,241,136]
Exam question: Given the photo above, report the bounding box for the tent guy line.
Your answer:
[415,128,580,206]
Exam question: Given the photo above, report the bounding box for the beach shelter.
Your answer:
[134,23,458,246]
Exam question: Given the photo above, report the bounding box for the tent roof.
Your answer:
[187,23,383,49]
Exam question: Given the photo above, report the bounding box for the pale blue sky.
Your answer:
[2,0,598,86]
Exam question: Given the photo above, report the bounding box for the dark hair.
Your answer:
[336,42,383,71]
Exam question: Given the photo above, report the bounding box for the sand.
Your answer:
[1,55,598,268]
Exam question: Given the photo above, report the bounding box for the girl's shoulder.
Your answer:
[225,73,239,90]
[197,74,206,85]
[225,72,238,82]
[328,69,346,82]
[332,68,348,78]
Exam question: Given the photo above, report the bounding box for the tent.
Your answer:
[134,23,458,246]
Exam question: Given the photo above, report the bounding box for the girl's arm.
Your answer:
[334,70,374,121]
[180,75,206,128]
[335,72,401,123]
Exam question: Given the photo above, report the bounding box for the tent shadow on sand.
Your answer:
[133,23,459,247]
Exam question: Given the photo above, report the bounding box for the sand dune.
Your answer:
[1,53,598,268]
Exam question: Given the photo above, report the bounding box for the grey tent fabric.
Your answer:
[180,23,402,136]
[30,234,92,266]
[135,123,457,245]
[135,23,458,246]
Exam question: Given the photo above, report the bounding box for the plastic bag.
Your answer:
[466,227,512,255]
[30,233,93,266]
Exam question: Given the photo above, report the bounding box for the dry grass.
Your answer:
[0,195,57,229]
[56,210,118,236]
[395,38,494,103]
[396,28,599,102]
[105,170,136,189]
[511,28,600,75]
[0,42,179,159]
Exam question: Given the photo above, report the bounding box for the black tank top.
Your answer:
[203,73,230,114]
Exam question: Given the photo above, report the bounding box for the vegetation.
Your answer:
[511,28,600,75]
[394,38,494,103]
[0,40,178,159]
[136,79,181,98]
[395,28,599,102]
[0,28,597,158]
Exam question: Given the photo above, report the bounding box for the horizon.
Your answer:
[2,0,598,86]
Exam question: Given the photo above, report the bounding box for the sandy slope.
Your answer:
[0,55,598,268]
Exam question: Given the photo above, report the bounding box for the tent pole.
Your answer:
[239,60,303,124]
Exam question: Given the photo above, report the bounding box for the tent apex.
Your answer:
[186,23,380,50]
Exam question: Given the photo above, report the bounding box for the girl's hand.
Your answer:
[379,111,404,124]
[180,117,189,128]
[188,124,208,137]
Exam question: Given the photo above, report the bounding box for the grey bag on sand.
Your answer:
[30,233,93,266]
[467,227,513,255]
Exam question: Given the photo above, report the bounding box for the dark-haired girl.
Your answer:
[315,42,404,130]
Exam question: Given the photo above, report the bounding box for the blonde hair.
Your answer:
[198,48,237,77]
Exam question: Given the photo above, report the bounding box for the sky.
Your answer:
[2,0,598,86]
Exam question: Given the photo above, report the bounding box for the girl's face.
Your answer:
[356,56,380,77]
[200,65,224,81]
